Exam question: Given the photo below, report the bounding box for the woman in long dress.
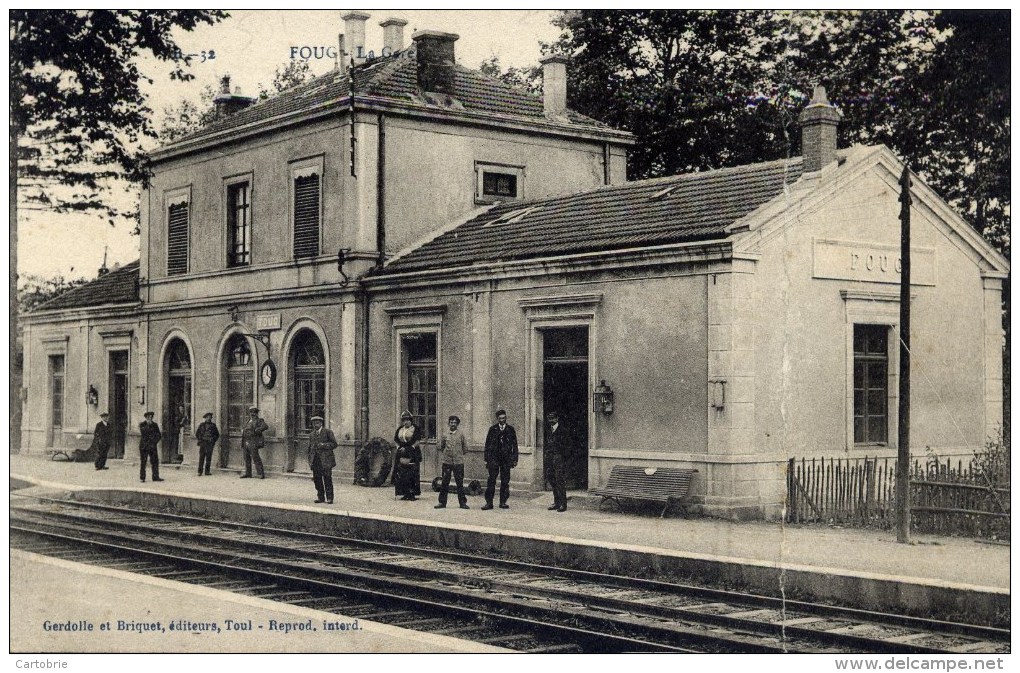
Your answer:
[392,410,423,500]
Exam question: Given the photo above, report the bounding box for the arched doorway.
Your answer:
[223,334,255,468]
[289,329,326,470]
[164,338,192,463]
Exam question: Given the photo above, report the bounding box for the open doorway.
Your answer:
[108,350,129,459]
[542,326,589,490]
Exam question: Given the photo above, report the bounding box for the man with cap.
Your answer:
[139,411,163,482]
[544,410,569,512]
[91,412,112,470]
[240,406,268,479]
[195,412,220,476]
[307,415,338,504]
[435,415,469,510]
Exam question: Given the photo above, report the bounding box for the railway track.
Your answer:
[10,496,1010,654]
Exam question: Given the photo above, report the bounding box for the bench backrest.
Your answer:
[604,465,697,497]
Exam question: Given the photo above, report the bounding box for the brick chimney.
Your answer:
[342,11,370,64]
[213,75,255,118]
[380,17,407,54]
[412,30,459,95]
[540,54,569,117]
[799,85,842,173]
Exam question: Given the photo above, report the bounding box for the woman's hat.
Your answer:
[399,410,413,420]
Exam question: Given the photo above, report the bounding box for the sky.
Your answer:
[18,9,562,281]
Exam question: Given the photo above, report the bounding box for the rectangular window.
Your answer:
[404,333,437,440]
[853,324,888,444]
[482,171,518,198]
[293,173,321,258]
[475,162,524,204]
[50,355,64,431]
[167,202,189,275]
[228,181,251,267]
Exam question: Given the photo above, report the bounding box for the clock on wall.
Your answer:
[260,359,278,389]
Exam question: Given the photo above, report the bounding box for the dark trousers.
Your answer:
[93,445,110,470]
[198,444,214,475]
[312,462,333,501]
[546,452,567,507]
[139,446,160,481]
[484,462,512,505]
[243,444,265,477]
[438,463,466,506]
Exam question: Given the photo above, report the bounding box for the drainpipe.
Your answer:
[377,114,386,258]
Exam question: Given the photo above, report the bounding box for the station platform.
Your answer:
[10,452,1010,635]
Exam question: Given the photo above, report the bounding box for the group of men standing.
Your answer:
[435,409,569,513]
[87,406,569,512]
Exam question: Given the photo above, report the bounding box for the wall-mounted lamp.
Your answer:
[710,379,726,410]
[86,385,99,406]
[337,247,352,286]
[136,385,146,405]
[593,380,614,415]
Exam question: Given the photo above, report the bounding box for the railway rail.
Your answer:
[10,495,1010,654]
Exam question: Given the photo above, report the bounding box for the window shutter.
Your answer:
[293,174,320,258]
[167,203,189,275]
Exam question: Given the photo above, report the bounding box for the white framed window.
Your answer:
[475,161,525,204]
[223,173,254,268]
[290,155,324,259]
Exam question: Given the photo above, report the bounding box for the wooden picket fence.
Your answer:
[786,455,1010,539]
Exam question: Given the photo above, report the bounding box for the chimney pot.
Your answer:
[213,74,256,118]
[411,30,459,95]
[342,11,371,65]
[220,75,231,95]
[380,17,408,54]
[799,84,842,172]
[540,54,570,117]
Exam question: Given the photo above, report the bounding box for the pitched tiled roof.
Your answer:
[168,51,608,146]
[33,261,140,312]
[379,156,805,275]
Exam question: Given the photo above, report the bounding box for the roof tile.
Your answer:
[33,261,140,312]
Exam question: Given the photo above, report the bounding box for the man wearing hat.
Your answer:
[240,407,268,479]
[139,411,163,482]
[435,415,469,510]
[307,415,338,504]
[91,412,112,471]
[195,412,220,476]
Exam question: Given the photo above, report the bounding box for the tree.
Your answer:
[257,59,313,100]
[10,9,226,452]
[479,55,541,95]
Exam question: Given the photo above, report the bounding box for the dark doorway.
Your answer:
[224,335,255,468]
[165,339,192,463]
[542,326,589,490]
[109,351,129,459]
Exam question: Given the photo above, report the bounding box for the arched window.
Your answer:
[164,338,192,462]
[291,329,325,436]
[225,334,254,438]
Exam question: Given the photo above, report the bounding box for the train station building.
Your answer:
[20,14,1008,519]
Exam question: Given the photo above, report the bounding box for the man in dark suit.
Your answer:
[307,416,338,504]
[482,409,518,510]
[139,411,163,482]
[240,406,268,479]
[195,412,220,476]
[91,412,112,470]
[544,411,569,512]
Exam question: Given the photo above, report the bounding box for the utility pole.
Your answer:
[896,165,912,544]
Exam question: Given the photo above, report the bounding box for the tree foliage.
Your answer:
[547,9,1008,256]
[257,59,313,100]
[11,9,227,221]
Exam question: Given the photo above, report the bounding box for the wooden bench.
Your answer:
[590,466,698,518]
